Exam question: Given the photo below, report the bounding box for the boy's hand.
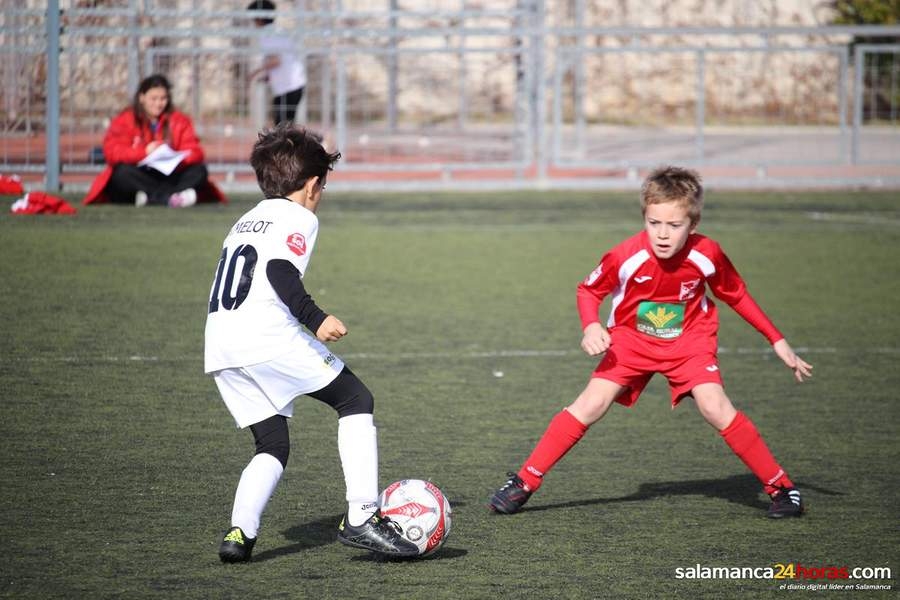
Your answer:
[773,339,813,382]
[581,322,611,356]
[316,315,347,342]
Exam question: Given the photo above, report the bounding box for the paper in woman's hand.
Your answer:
[138,143,189,175]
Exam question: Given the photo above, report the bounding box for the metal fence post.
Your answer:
[128,0,140,99]
[532,0,547,183]
[695,49,705,163]
[551,50,566,166]
[45,0,61,192]
[457,3,468,131]
[336,55,347,161]
[852,47,863,165]
[573,0,586,156]
[388,0,398,132]
[839,46,849,164]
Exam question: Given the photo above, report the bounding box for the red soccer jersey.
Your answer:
[576,231,783,346]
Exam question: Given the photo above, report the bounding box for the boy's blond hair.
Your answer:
[640,166,704,225]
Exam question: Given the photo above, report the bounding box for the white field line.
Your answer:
[341,211,900,233]
[345,217,900,233]
[3,346,900,364]
[805,211,900,226]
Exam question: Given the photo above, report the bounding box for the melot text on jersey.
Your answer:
[232,219,274,235]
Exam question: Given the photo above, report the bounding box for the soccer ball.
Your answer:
[379,479,452,556]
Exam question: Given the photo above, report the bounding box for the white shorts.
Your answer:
[212,345,344,428]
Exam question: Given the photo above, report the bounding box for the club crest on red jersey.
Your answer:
[286,233,307,256]
[679,278,701,300]
[585,264,603,285]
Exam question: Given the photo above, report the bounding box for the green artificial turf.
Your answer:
[0,189,897,599]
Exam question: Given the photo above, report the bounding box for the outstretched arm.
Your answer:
[731,296,812,382]
[772,339,813,383]
[709,246,812,382]
[727,293,812,381]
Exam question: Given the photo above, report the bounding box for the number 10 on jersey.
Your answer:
[209,244,258,313]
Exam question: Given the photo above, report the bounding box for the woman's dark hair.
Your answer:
[132,73,174,141]
[247,0,276,26]
[250,123,342,198]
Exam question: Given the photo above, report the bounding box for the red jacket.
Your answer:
[82,109,226,205]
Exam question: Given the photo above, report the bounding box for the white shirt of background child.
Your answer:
[260,34,307,96]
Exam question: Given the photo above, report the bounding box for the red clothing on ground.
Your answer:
[82,109,225,205]
[577,231,783,406]
[11,191,77,215]
[0,174,25,195]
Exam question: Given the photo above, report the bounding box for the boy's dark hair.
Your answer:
[250,123,342,198]
[247,0,276,26]
[640,165,704,224]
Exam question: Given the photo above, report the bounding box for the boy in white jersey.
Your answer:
[206,123,418,562]
[489,166,813,519]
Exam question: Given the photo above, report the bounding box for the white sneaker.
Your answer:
[135,190,148,207]
[168,187,197,208]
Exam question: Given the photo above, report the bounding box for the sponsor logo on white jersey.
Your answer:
[286,232,307,256]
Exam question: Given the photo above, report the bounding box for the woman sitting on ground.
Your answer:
[83,73,225,207]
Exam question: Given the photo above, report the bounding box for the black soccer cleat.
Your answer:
[488,472,533,514]
[767,486,804,518]
[219,526,257,563]
[337,512,420,557]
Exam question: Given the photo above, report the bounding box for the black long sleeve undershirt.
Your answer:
[266,258,328,334]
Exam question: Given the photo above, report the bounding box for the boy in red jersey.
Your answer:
[489,166,812,519]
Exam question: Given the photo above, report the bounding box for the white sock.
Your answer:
[230,453,284,538]
[338,413,379,526]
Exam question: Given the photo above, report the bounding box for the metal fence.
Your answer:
[1,1,899,192]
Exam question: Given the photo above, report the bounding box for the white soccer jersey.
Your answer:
[204,198,322,372]
[259,35,307,96]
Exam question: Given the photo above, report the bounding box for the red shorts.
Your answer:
[592,328,723,407]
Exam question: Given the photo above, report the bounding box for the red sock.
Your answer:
[720,411,793,495]
[517,409,588,491]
